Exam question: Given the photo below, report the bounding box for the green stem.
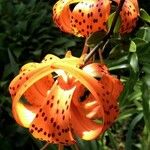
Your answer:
[84,0,126,63]
[40,143,49,150]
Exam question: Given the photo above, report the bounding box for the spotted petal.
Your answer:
[53,0,110,37]
[29,78,76,145]
[113,0,139,33]
[70,0,110,37]
[71,63,123,138]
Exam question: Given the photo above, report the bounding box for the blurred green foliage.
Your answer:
[0,0,150,150]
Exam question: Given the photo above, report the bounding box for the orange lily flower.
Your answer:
[53,0,139,37]
[53,0,111,37]
[9,52,123,146]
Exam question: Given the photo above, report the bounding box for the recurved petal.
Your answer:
[98,75,123,131]
[52,63,105,139]
[84,63,123,131]
[10,62,54,107]
[53,0,72,33]
[71,0,110,37]
[82,63,109,77]
[9,62,56,127]
[53,0,110,37]
[131,0,139,15]
[71,102,103,140]
[113,0,139,33]
[29,77,76,145]
[71,63,123,137]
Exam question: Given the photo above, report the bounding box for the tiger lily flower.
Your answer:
[9,51,123,146]
[53,0,139,37]
[53,0,111,37]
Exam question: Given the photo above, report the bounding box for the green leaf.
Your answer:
[140,8,150,23]
[0,138,12,150]
[15,2,25,16]
[15,20,28,33]
[75,137,100,150]
[107,55,128,67]
[133,38,147,47]
[142,75,150,132]
[129,41,136,52]
[137,42,150,64]
[109,64,129,71]
[86,30,107,47]
[107,130,118,149]
[125,113,143,150]
[142,63,150,74]
[120,53,139,106]
[136,27,150,42]
[107,12,121,33]
[130,52,139,73]
[8,49,19,75]
[119,108,138,120]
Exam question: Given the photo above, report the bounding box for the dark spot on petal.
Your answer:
[50,118,54,123]
[58,132,61,136]
[44,117,47,121]
[47,100,50,105]
[42,112,45,117]
[52,133,55,137]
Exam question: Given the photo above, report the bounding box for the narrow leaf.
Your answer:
[107,12,121,33]
[8,49,19,75]
[140,9,150,23]
[125,113,143,150]
[129,41,136,52]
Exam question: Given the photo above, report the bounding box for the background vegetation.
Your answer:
[0,0,150,150]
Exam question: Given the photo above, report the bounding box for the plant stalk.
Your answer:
[84,0,126,63]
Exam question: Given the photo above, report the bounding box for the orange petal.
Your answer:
[71,0,110,37]
[71,102,103,140]
[53,0,110,37]
[10,63,54,106]
[83,63,109,77]
[113,0,139,33]
[53,0,72,33]
[70,63,123,138]
[29,77,76,145]
[9,65,54,127]
[99,75,123,131]
[23,75,53,106]
[22,63,54,106]
[82,63,123,131]
[53,63,105,139]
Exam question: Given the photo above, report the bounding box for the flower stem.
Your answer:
[84,41,103,63]
[82,38,89,55]
[40,143,49,150]
[84,0,126,63]
[105,0,125,39]
[58,144,64,150]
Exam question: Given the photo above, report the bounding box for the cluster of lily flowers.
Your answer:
[9,0,139,148]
